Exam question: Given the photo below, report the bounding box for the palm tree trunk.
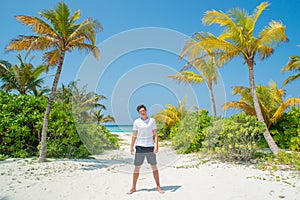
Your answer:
[39,51,66,162]
[247,60,279,154]
[207,81,217,116]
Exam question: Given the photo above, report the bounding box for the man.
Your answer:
[127,104,164,194]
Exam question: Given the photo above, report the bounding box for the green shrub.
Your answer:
[0,91,46,157]
[43,102,119,158]
[171,111,211,153]
[203,113,265,162]
[0,91,119,159]
[77,124,119,155]
[157,122,171,140]
[276,151,300,170]
[270,106,300,151]
[256,151,300,171]
[169,122,179,139]
[0,154,8,161]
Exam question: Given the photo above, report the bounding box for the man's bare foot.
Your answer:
[157,186,164,194]
[127,188,136,195]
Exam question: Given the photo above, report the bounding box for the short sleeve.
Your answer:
[133,120,138,131]
[151,118,157,130]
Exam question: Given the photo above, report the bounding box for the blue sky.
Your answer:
[1,0,299,124]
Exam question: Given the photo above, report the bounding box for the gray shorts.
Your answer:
[134,146,157,166]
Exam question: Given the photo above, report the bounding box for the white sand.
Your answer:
[0,132,299,200]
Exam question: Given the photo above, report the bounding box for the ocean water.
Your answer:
[105,125,133,133]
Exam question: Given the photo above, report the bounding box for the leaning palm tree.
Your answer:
[222,81,300,128]
[281,50,300,86]
[182,2,288,154]
[169,57,219,116]
[0,55,47,94]
[6,2,102,161]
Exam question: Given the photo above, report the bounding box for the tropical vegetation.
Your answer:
[0,55,47,94]
[0,84,119,159]
[0,1,299,169]
[169,56,220,116]
[6,2,103,161]
[281,49,300,86]
[270,106,300,151]
[171,110,211,153]
[179,2,288,154]
[222,81,300,128]
[203,113,266,162]
[153,97,198,139]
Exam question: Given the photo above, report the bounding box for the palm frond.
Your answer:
[222,101,256,115]
[179,36,205,60]
[0,60,11,72]
[281,56,300,72]
[15,15,57,36]
[43,49,60,66]
[271,98,300,123]
[258,21,288,48]
[32,64,48,79]
[282,74,300,86]
[70,10,81,24]
[69,18,103,43]
[101,115,115,123]
[169,71,204,84]
[196,33,246,59]
[6,35,55,52]
[256,45,274,60]
[202,9,241,35]
[281,55,300,86]
[70,42,100,59]
[250,2,270,34]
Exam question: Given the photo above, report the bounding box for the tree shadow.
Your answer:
[70,157,133,171]
[0,196,11,200]
[0,155,134,171]
[136,185,181,193]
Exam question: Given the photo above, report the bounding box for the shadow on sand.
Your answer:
[70,156,133,171]
[135,185,181,193]
[0,196,11,200]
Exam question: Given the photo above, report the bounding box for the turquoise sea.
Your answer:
[105,125,133,132]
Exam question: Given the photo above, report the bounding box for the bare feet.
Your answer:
[157,186,165,194]
[127,188,136,195]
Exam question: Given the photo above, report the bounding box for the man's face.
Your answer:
[138,108,147,117]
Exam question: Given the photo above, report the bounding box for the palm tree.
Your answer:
[223,81,300,129]
[281,51,300,86]
[6,2,102,161]
[67,81,107,122]
[91,108,115,125]
[153,97,197,128]
[0,55,47,94]
[54,81,107,123]
[169,57,219,116]
[32,87,51,97]
[183,2,288,154]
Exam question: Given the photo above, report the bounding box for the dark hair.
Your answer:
[136,104,147,112]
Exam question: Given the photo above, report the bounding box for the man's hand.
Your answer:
[130,132,137,155]
[130,146,134,155]
[154,146,158,154]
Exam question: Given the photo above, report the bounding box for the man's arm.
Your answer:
[153,129,158,154]
[130,130,137,155]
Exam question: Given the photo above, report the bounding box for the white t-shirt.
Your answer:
[133,117,157,147]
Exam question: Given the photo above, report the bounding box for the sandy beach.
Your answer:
[0,132,299,200]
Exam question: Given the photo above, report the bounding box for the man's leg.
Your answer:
[151,165,164,194]
[128,166,141,194]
